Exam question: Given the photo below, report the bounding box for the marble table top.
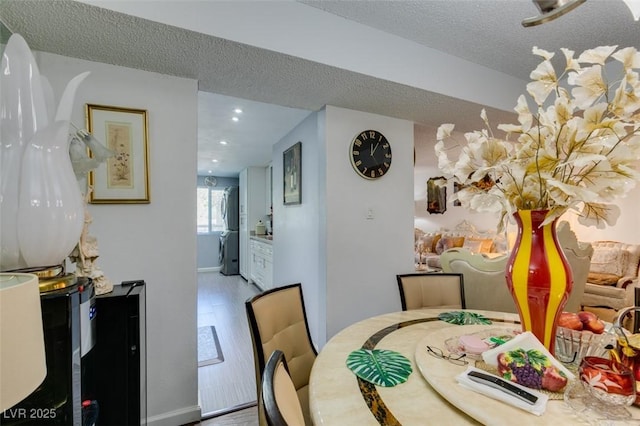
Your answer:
[308,309,640,425]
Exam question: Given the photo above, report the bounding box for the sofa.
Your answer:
[415,220,508,271]
[439,221,593,314]
[581,241,640,312]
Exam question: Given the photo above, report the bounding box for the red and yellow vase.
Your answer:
[506,210,573,355]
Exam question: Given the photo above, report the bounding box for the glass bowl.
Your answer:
[555,326,616,367]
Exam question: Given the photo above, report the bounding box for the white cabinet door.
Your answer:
[239,215,248,280]
[239,167,267,283]
[239,168,247,215]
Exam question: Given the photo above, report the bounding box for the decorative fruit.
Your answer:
[496,348,568,391]
[558,312,583,331]
[541,366,568,392]
[577,310,606,334]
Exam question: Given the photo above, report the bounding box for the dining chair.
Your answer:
[246,283,317,426]
[439,249,516,313]
[262,350,306,426]
[396,273,466,310]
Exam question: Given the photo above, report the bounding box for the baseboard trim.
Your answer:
[198,266,221,273]
[201,400,257,420]
[147,405,201,426]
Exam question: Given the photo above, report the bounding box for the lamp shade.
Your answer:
[0,273,46,411]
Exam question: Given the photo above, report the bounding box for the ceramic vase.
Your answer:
[0,33,88,270]
[506,209,573,354]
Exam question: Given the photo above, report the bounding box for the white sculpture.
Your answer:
[0,34,87,271]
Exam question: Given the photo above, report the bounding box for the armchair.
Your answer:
[581,241,640,312]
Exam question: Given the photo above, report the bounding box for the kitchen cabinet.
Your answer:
[250,238,273,290]
[239,167,267,281]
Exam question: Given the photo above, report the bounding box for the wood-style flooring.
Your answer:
[197,271,260,419]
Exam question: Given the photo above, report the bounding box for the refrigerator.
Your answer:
[220,187,239,275]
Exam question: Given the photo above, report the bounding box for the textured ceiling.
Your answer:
[2,0,639,176]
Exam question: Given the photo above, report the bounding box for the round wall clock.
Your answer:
[350,130,392,179]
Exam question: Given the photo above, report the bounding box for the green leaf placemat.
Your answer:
[438,311,492,325]
[346,349,412,387]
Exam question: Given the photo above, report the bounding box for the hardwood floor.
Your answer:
[197,271,260,417]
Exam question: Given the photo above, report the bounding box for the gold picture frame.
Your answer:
[283,141,301,205]
[87,104,150,204]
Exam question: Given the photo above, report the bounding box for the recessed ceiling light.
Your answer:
[232,117,239,122]
[220,140,228,145]
[234,108,243,114]
[207,170,212,174]
[211,159,218,163]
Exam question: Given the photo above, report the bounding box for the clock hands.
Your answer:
[371,142,380,156]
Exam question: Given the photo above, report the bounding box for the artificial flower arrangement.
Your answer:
[435,45,640,231]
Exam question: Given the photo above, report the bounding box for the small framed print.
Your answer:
[427,177,447,214]
[87,104,150,204]
[283,142,301,205]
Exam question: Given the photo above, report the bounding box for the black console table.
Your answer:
[94,281,146,426]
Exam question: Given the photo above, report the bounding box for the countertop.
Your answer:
[250,235,273,244]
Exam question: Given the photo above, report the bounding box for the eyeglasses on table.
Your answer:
[426,345,469,366]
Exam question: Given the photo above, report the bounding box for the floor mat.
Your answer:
[198,325,224,367]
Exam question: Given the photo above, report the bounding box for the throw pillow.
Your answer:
[590,247,629,277]
[463,237,494,254]
[587,272,620,286]
[438,236,465,254]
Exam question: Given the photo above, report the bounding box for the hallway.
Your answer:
[197,271,260,417]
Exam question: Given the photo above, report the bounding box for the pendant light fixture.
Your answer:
[522,0,586,27]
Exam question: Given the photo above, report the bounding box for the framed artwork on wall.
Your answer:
[87,104,150,204]
[283,141,302,205]
[427,177,447,214]
[453,182,463,206]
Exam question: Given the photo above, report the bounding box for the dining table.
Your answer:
[308,308,640,425]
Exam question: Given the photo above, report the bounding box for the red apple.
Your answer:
[577,311,598,324]
[578,311,605,334]
[558,312,583,331]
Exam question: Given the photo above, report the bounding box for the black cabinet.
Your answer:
[94,282,146,426]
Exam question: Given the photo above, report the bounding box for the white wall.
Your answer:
[324,106,415,340]
[272,111,326,347]
[36,52,200,426]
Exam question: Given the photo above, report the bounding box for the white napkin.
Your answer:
[456,366,548,416]
[481,331,575,380]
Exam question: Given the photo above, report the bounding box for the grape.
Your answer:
[510,362,542,389]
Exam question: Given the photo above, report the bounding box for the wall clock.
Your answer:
[349,130,392,179]
[204,176,217,187]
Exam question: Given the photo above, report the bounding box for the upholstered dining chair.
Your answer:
[246,283,317,426]
[262,350,306,426]
[396,273,466,310]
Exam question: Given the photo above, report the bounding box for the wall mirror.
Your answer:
[427,177,447,214]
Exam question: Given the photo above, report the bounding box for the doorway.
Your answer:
[197,270,259,416]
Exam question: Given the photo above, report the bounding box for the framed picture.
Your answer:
[283,141,301,205]
[427,177,447,214]
[87,104,150,204]
[453,182,464,206]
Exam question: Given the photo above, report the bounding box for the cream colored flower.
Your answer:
[435,45,640,232]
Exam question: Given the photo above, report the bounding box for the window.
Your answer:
[197,187,225,234]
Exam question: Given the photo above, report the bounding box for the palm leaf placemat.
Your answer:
[438,311,492,325]
[346,349,412,387]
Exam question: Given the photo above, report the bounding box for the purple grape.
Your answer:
[510,362,542,389]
